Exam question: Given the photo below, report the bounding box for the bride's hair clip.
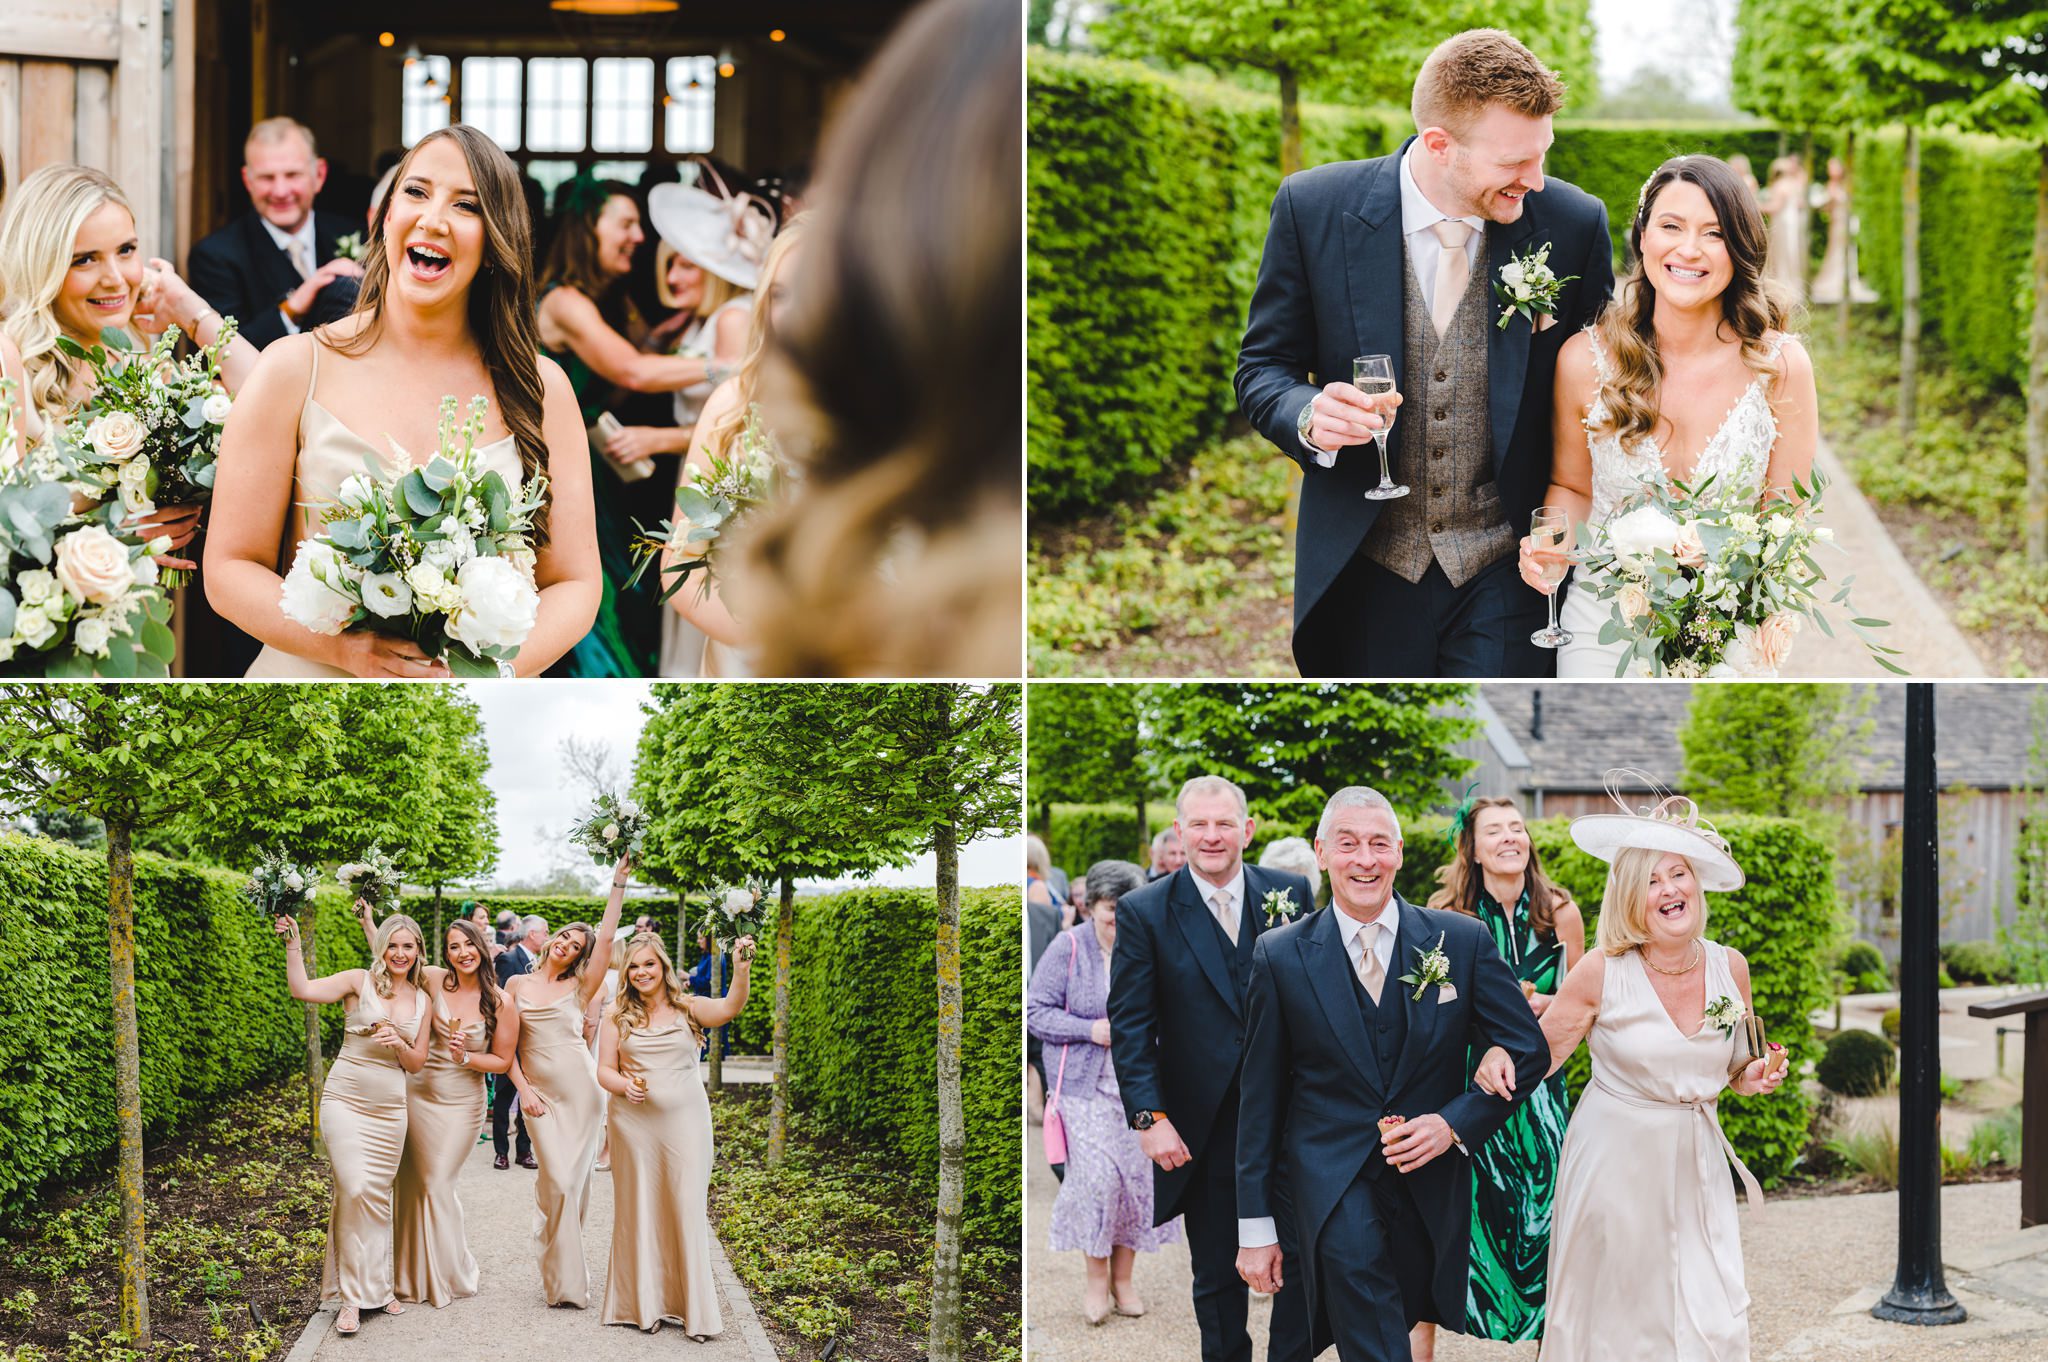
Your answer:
[1635,158,1688,224]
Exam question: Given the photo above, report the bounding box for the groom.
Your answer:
[1234,29,1615,678]
[1235,788,1547,1361]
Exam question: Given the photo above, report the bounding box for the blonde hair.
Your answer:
[1595,847,1708,955]
[0,164,137,421]
[696,215,806,464]
[369,913,427,998]
[609,933,702,1045]
[695,268,748,321]
[1411,29,1566,139]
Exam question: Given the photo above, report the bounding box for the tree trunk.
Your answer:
[1901,126,1920,442]
[927,817,965,1362]
[303,915,326,1157]
[106,820,150,1343]
[1839,129,1855,351]
[2029,143,2048,567]
[768,873,795,1165]
[1277,64,1301,182]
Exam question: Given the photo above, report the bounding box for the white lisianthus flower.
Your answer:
[1815,526,1836,542]
[1501,261,1525,289]
[72,615,113,657]
[620,799,641,818]
[87,410,146,462]
[422,539,459,573]
[1604,505,1683,562]
[280,540,358,635]
[445,556,538,654]
[1764,513,1796,539]
[360,571,414,618]
[336,474,375,509]
[16,570,59,608]
[14,606,55,648]
[202,393,234,425]
[603,823,620,842]
[132,554,159,588]
[54,525,137,605]
[117,456,154,516]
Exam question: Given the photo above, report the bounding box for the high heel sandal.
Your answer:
[335,1306,361,1336]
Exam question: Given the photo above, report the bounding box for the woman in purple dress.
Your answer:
[1027,859,1182,1326]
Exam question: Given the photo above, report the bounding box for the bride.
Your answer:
[204,125,599,677]
[1518,155,1819,678]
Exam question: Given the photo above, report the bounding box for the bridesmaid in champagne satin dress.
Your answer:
[276,911,433,1337]
[597,930,755,1335]
[502,854,631,1306]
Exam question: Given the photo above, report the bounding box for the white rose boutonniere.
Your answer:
[1397,932,1456,1002]
[1494,242,1578,332]
[1260,888,1302,927]
[333,232,368,264]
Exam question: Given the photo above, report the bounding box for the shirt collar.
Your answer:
[1334,896,1399,956]
[1191,864,1246,914]
[257,213,316,255]
[1399,144,1485,242]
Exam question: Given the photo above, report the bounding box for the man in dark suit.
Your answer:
[489,914,546,1169]
[1235,788,1547,1361]
[186,117,364,353]
[1234,29,1615,679]
[1107,776,1317,1362]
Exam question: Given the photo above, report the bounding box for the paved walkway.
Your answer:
[285,1098,778,1362]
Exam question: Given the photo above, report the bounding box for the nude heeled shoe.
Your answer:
[1112,1283,1146,1318]
[1083,1284,1112,1325]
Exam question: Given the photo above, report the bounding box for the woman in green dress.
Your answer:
[1416,796,1584,1356]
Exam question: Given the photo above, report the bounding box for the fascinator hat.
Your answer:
[649,162,773,292]
[1568,770,1745,892]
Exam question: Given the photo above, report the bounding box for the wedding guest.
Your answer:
[1027,836,1060,919]
[490,914,545,1169]
[1256,836,1321,906]
[205,124,601,679]
[0,164,261,568]
[1030,859,1183,1325]
[1413,798,1583,1356]
[589,942,627,1171]
[599,931,755,1335]
[187,118,363,351]
[1726,152,1761,203]
[500,855,631,1307]
[536,177,735,678]
[273,911,432,1336]
[1759,156,1808,304]
[734,0,1020,676]
[1147,829,1186,882]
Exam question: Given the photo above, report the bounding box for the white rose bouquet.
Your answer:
[0,382,176,676]
[627,404,778,604]
[246,849,321,920]
[279,395,547,675]
[700,884,769,946]
[568,791,647,865]
[1573,469,1903,678]
[56,320,240,588]
[336,844,403,912]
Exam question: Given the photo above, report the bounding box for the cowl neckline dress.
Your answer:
[517,982,605,1306]
[319,981,421,1308]
[393,989,488,1305]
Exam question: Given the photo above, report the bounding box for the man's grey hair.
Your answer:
[1151,827,1181,853]
[1316,786,1403,842]
[1258,836,1322,897]
[521,915,549,938]
[1084,859,1146,910]
[1176,774,1249,820]
[246,115,318,161]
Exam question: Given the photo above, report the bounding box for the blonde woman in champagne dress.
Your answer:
[501,853,630,1306]
[598,930,756,1335]
[275,910,433,1337]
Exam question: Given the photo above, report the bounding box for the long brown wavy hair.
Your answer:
[1587,155,1791,460]
[609,932,703,1046]
[542,919,598,984]
[442,918,500,1047]
[328,124,551,542]
[1426,797,1564,940]
[734,0,1020,675]
[539,177,638,327]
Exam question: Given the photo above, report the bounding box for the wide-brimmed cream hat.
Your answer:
[1568,770,1745,892]
[648,166,772,292]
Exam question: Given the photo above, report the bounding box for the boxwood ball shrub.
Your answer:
[1819,1028,1897,1097]
[1942,940,2014,986]
[1880,1007,1903,1044]
[1840,940,1886,980]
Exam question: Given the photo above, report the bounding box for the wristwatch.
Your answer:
[1296,398,1334,456]
[1130,1109,1165,1132]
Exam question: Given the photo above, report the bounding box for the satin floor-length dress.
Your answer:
[601,1017,721,1335]
[1544,942,1763,1360]
[392,992,487,1306]
[518,985,606,1306]
[319,984,419,1309]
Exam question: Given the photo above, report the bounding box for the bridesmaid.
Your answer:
[274,910,433,1336]
[1418,798,1583,1355]
[598,930,755,1335]
[502,853,630,1306]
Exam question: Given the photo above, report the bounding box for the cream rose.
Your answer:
[54,524,137,605]
[1673,521,1706,569]
[14,606,56,648]
[202,393,234,425]
[1619,582,1651,622]
[87,410,146,463]
[1752,612,1801,671]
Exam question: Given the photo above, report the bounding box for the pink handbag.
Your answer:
[1041,933,1079,1166]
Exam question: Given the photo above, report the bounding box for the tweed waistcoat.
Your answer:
[1360,233,1517,585]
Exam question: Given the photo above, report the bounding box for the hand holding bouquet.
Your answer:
[280,395,546,676]
[337,845,403,913]
[569,791,647,865]
[701,885,769,948]
[246,849,320,920]
[627,404,778,604]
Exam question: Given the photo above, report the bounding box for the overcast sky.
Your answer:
[1592,0,1736,107]
[466,682,1019,892]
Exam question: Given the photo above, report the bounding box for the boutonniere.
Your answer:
[333,232,368,264]
[1495,242,1577,331]
[1260,888,1302,927]
[1704,995,1747,1035]
[1397,931,1454,1001]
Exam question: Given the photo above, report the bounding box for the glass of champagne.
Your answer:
[1352,355,1407,500]
[1529,506,1574,648]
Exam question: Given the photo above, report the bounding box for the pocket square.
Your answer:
[1437,985,1458,1004]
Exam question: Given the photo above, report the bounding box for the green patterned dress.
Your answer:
[1465,889,1568,1342]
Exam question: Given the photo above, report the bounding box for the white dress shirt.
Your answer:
[260,214,319,336]
[1299,145,1487,467]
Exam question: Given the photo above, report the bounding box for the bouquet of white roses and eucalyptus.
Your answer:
[626,404,778,604]
[246,849,321,920]
[0,381,176,676]
[700,884,769,946]
[1572,470,1903,679]
[337,844,403,912]
[279,395,547,676]
[568,791,647,865]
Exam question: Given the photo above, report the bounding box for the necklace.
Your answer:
[1643,941,1702,976]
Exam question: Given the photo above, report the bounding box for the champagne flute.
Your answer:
[1352,355,1407,500]
[1529,506,1575,648]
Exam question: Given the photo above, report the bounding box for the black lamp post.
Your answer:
[1872,683,1966,1325]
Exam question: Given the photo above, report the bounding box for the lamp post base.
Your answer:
[1872,1289,1968,1326]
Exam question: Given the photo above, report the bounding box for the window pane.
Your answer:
[525,160,581,211]
[592,58,654,154]
[460,56,522,151]
[402,55,451,148]
[664,56,716,154]
[528,58,589,153]
[591,160,647,189]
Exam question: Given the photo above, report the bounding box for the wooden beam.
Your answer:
[74,65,112,172]
[0,0,123,63]
[19,62,76,174]
[173,0,199,267]
[0,63,21,189]
[112,0,161,259]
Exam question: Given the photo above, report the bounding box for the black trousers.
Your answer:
[1316,1166,1436,1362]
[1178,1112,1317,1362]
[1308,551,1550,678]
[490,1071,530,1159]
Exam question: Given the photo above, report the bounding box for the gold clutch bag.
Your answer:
[1728,1014,1768,1079]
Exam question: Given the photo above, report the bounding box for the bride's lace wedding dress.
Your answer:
[1556,330,1784,678]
